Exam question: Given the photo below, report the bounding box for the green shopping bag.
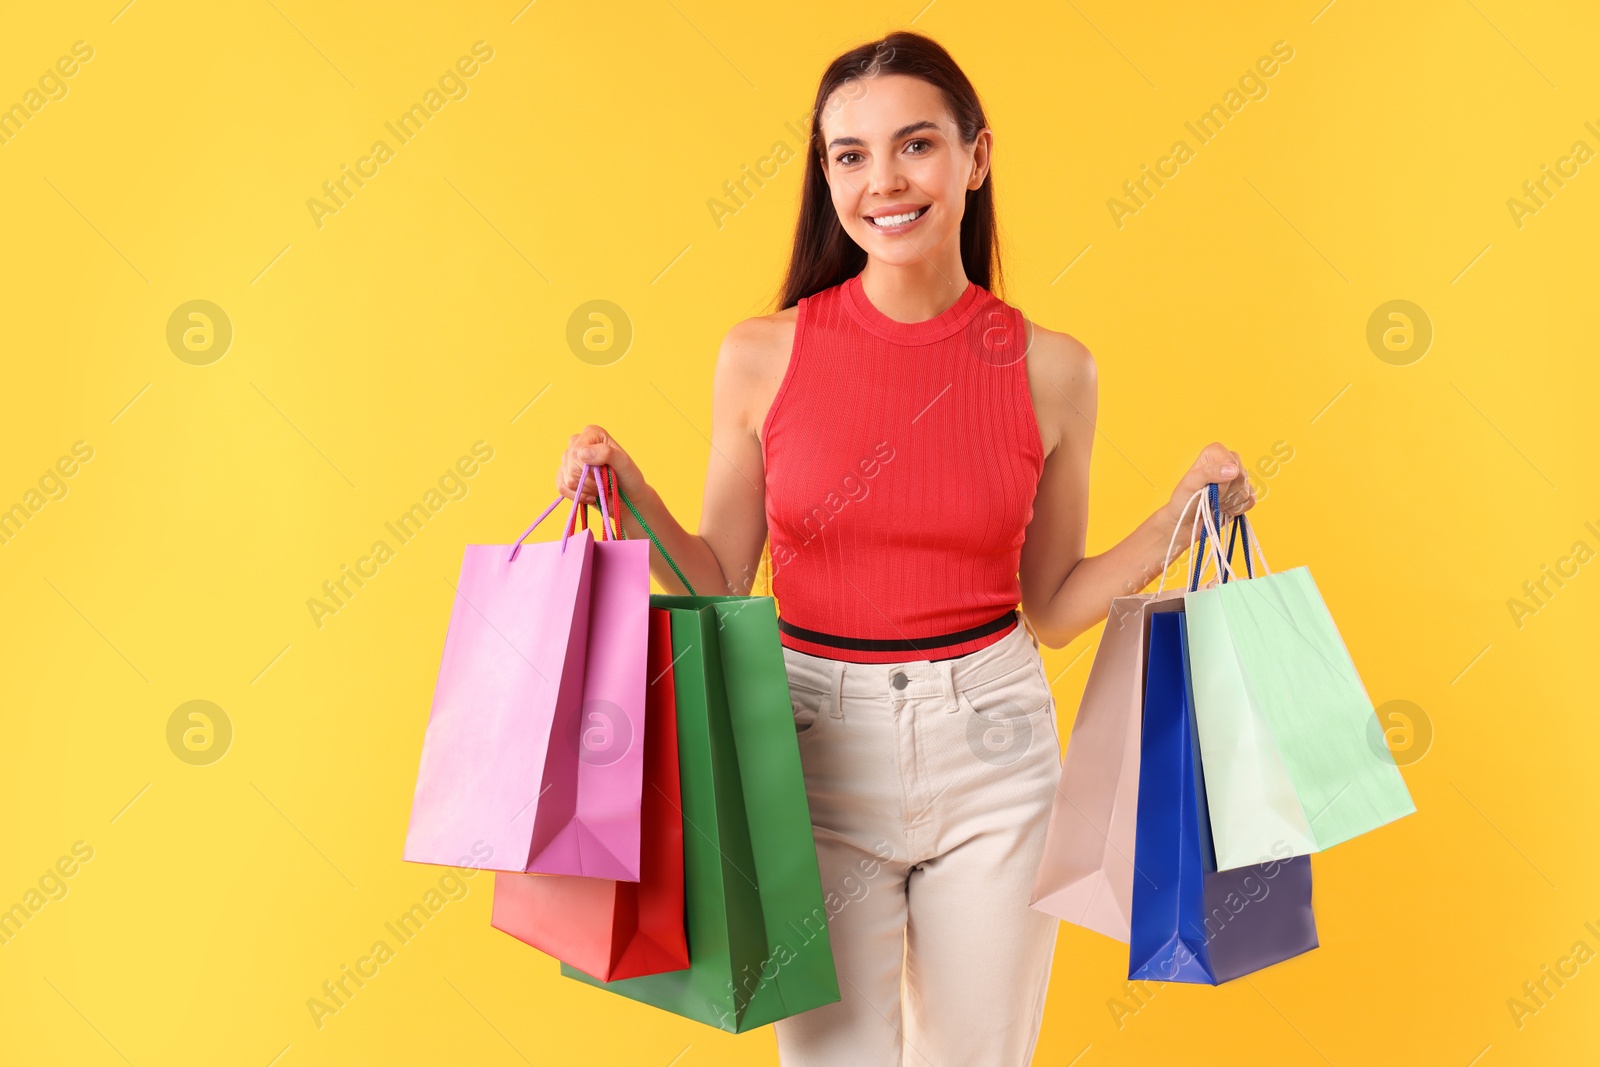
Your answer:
[1183,490,1416,871]
[560,594,841,1032]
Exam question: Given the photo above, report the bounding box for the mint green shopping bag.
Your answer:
[1184,497,1415,871]
[560,594,840,1032]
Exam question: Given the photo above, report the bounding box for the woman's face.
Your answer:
[818,73,990,269]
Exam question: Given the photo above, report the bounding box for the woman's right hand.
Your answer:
[1161,441,1251,546]
[558,425,646,505]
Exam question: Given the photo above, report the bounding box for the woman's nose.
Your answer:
[864,158,906,196]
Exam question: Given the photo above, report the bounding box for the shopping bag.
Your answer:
[1183,489,1416,871]
[1128,610,1318,984]
[403,465,651,878]
[1029,486,1239,941]
[491,607,689,981]
[561,595,841,1032]
[1028,589,1182,941]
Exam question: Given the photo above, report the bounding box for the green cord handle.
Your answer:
[614,480,696,596]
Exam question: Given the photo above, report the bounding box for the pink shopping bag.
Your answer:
[404,464,650,879]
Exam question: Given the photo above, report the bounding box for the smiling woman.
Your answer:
[553,28,1255,1066]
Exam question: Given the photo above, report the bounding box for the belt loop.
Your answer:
[1017,607,1042,652]
[828,659,845,719]
[936,660,959,714]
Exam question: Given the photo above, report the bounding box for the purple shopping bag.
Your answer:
[403,464,650,879]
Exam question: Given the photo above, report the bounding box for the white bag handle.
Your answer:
[1194,483,1272,584]
[1155,484,1271,594]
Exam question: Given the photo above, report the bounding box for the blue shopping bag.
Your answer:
[1128,610,1319,984]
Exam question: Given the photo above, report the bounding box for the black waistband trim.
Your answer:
[777,609,1018,653]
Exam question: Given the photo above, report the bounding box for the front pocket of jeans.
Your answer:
[788,678,829,736]
[961,665,1054,764]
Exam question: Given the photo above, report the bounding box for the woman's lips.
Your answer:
[864,205,930,234]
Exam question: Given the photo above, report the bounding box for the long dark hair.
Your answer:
[775,31,1003,311]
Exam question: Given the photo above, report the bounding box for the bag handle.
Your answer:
[1191,482,1272,586]
[508,463,700,597]
[565,471,617,544]
[612,475,697,596]
[600,466,625,541]
[509,463,612,562]
[569,467,628,541]
[1188,483,1220,591]
[1156,486,1215,594]
[1156,483,1270,594]
[1188,483,1253,591]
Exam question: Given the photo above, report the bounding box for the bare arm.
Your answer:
[558,316,783,597]
[1017,325,1255,649]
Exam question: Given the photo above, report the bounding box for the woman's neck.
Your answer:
[857,259,972,323]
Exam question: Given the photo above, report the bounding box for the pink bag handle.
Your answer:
[508,463,612,562]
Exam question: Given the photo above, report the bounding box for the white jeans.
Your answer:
[773,618,1063,1067]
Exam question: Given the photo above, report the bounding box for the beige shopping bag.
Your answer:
[1028,591,1184,942]
[1029,488,1236,942]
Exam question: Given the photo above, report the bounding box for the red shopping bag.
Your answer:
[490,607,690,981]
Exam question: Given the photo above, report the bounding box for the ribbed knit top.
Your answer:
[760,271,1045,663]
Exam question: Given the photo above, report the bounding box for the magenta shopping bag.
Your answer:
[403,464,650,879]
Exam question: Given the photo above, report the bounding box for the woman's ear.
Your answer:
[968,128,993,190]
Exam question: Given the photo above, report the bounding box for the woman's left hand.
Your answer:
[1162,441,1256,545]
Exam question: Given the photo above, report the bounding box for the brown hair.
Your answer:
[775,31,1003,311]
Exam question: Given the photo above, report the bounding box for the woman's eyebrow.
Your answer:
[826,120,940,150]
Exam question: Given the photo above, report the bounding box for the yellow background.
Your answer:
[1,1,1595,1063]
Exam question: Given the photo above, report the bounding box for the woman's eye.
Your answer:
[906,139,932,154]
[835,151,862,166]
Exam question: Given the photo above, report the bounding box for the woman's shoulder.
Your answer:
[725,302,800,344]
[718,305,799,381]
[978,284,1094,386]
[716,306,801,442]
[1017,315,1096,459]
[1020,317,1095,384]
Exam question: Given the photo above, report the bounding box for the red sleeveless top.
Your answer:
[761,271,1045,663]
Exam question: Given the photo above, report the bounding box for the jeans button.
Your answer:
[890,671,909,690]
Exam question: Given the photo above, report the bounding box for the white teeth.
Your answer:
[868,207,925,226]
